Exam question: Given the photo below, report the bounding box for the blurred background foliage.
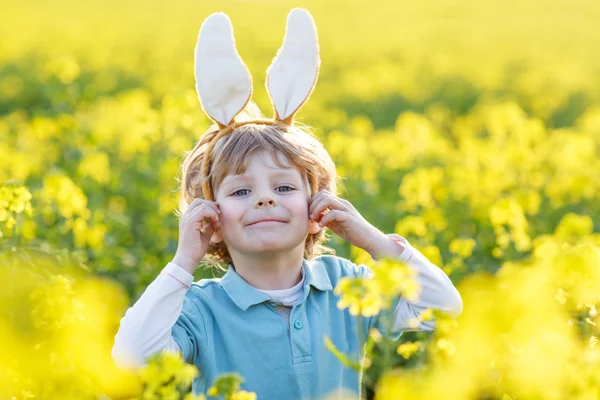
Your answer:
[2,0,599,294]
[2,0,600,398]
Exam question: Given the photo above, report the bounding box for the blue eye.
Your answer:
[277,185,294,192]
[232,189,249,196]
[231,186,294,196]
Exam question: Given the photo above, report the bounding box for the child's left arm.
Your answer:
[372,234,463,332]
[309,190,463,331]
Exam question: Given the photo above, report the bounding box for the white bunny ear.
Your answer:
[266,8,321,124]
[195,13,253,128]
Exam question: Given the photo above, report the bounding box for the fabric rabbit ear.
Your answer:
[195,13,253,128]
[266,8,321,125]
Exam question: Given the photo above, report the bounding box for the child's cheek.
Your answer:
[217,204,241,227]
[295,198,311,220]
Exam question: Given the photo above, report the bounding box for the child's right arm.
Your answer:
[111,262,193,368]
[111,198,221,369]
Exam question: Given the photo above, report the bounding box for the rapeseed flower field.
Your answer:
[2,0,600,398]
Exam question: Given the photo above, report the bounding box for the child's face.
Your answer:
[212,150,321,257]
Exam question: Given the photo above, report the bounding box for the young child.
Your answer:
[112,9,463,400]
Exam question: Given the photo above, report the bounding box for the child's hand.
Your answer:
[309,190,385,255]
[172,198,221,274]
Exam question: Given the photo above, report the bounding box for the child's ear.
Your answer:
[308,219,322,235]
[210,228,223,244]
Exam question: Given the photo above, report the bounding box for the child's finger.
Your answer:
[189,204,220,229]
[309,200,330,221]
[185,198,220,217]
[309,194,329,218]
[200,217,216,235]
[310,196,345,220]
[185,197,205,214]
[318,209,342,227]
[189,203,219,221]
[308,190,324,207]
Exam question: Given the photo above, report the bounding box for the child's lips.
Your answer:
[248,220,286,226]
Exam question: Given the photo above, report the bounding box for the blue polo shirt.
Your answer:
[171,255,403,400]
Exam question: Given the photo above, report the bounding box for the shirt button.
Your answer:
[294,320,303,329]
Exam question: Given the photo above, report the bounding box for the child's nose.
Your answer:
[256,195,277,207]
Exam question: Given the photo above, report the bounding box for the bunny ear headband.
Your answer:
[195,8,321,201]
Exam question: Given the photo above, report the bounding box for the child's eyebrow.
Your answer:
[223,171,299,184]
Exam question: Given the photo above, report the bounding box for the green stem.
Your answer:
[358,313,365,360]
[13,212,23,247]
[357,313,369,400]
[382,307,394,372]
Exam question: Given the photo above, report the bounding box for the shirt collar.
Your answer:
[219,258,333,311]
[302,258,333,292]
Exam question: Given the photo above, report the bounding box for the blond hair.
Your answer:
[177,103,342,270]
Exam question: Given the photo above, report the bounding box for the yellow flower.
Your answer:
[334,258,421,318]
[394,215,428,238]
[183,393,207,400]
[334,277,372,317]
[0,181,33,232]
[77,152,111,184]
[40,173,89,219]
[396,341,421,359]
[419,308,434,321]
[555,213,594,238]
[140,352,199,399]
[398,167,446,211]
[368,328,383,343]
[420,245,443,267]
[435,338,456,356]
[206,373,246,399]
[229,390,257,400]
[359,293,384,317]
[449,238,477,258]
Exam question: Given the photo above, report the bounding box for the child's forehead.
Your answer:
[223,170,299,184]
[221,151,303,183]
[251,150,294,168]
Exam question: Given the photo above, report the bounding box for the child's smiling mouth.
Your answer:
[247,219,287,226]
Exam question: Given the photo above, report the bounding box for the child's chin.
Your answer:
[255,242,288,251]
[248,240,294,253]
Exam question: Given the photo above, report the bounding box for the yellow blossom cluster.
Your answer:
[206,374,257,400]
[334,258,420,318]
[0,180,32,235]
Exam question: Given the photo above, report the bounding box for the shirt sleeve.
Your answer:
[171,290,207,365]
[111,262,195,369]
[388,234,463,333]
